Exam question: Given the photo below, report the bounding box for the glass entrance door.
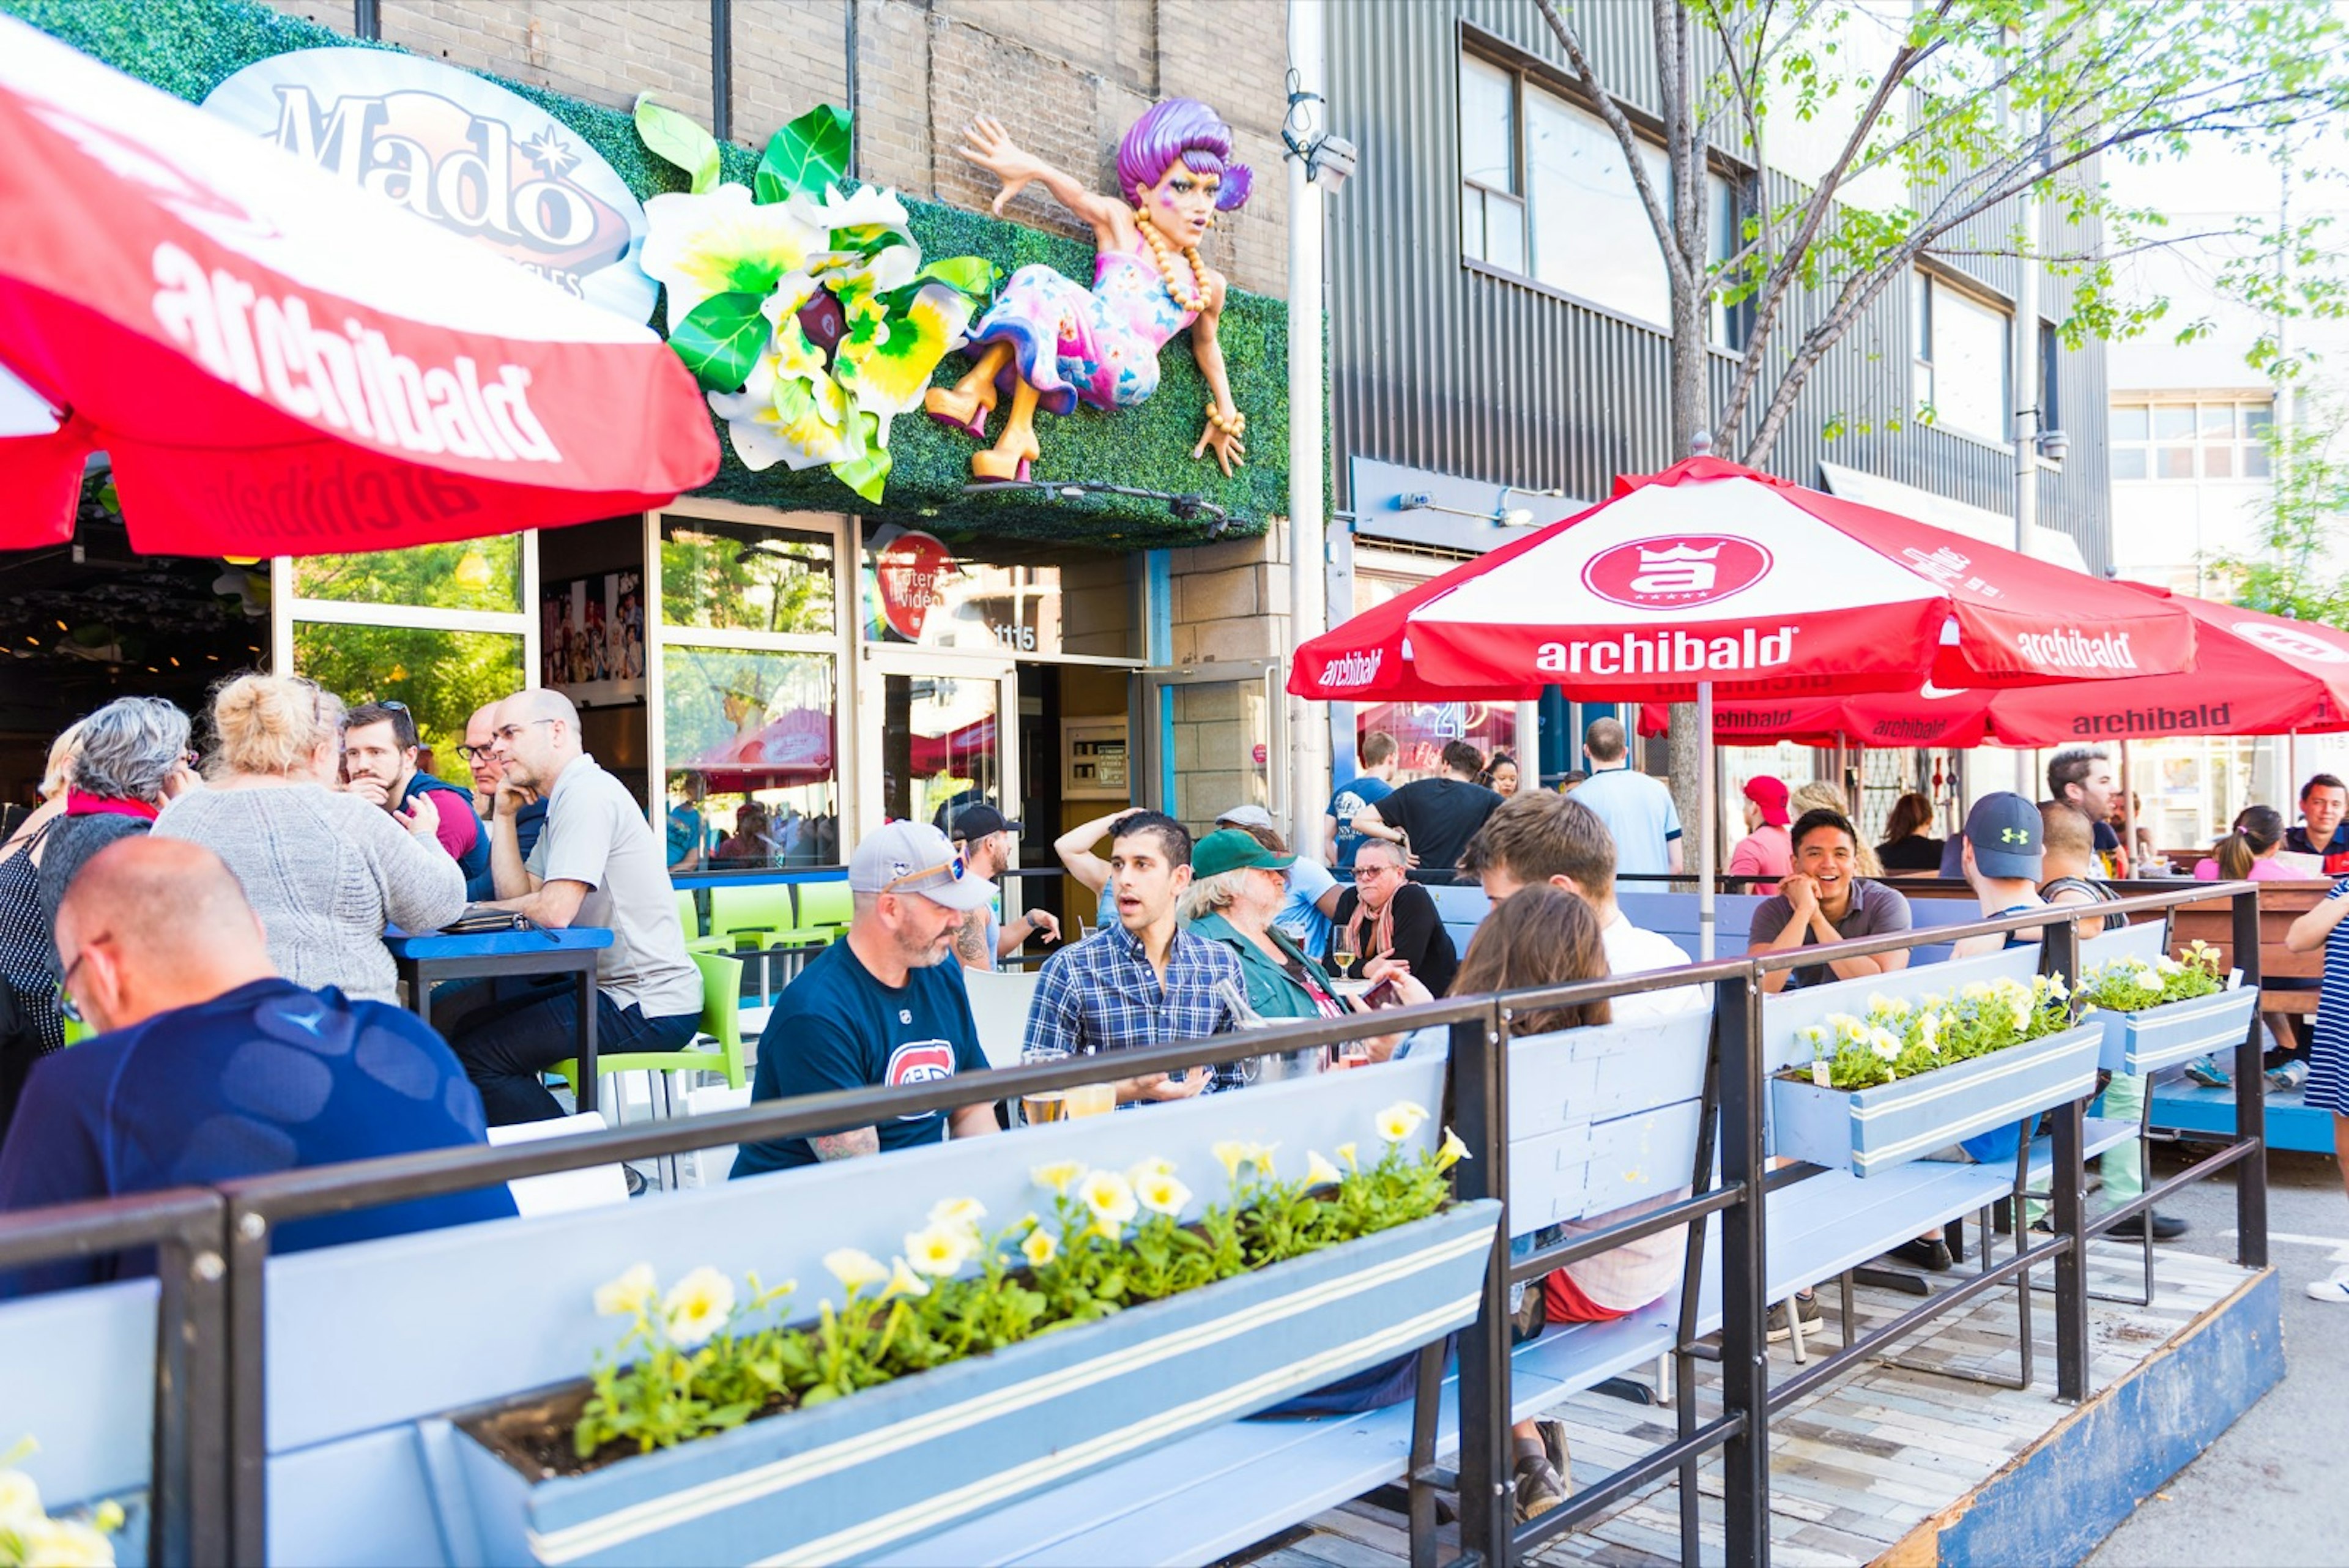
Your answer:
[862,648,1017,836]
[1138,660,1285,837]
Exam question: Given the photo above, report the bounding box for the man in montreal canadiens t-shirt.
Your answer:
[733,822,1000,1175]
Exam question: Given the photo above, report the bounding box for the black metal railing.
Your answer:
[0,882,2269,1568]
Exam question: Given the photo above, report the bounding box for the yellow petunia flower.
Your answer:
[904,1223,975,1278]
[1134,1172,1193,1216]
[1077,1169,1138,1228]
[1032,1160,1087,1197]
[1021,1227,1059,1268]
[661,1266,737,1349]
[1375,1101,1431,1143]
[823,1248,889,1294]
[593,1261,658,1318]
[1305,1151,1343,1187]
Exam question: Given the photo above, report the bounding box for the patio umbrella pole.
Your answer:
[1698,679,1716,960]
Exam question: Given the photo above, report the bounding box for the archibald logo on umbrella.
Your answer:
[1581,535,1773,609]
[149,240,563,464]
[1537,626,1798,675]
[1318,650,1384,688]
[2011,627,2137,671]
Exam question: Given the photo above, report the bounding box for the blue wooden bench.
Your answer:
[894,1010,1716,1568]
[0,1279,161,1529]
[251,1057,1468,1566]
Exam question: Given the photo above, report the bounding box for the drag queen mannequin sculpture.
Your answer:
[926,99,1252,481]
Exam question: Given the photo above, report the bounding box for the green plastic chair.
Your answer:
[710,883,795,946]
[674,888,704,941]
[551,948,749,1188]
[793,879,853,935]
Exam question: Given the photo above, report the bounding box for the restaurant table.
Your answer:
[385,925,615,1112]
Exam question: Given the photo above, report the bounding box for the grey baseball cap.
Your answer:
[1215,804,1276,830]
[1964,792,2044,879]
[847,820,996,911]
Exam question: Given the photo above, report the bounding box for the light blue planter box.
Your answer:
[1772,1024,2104,1178]
[2093,988,2260,1076]
[447,1200,1500,1566]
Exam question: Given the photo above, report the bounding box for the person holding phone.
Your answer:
[1182,830,1431,1063]
[1328,838,1457,997]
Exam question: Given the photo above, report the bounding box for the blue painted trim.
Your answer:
[1145,550,1173,667]
[382,926,614,959]
[2151,1082,2338,1154]
[1934,1269,2284,1566]
[1159,686,1178,809]
[669,869,847,890]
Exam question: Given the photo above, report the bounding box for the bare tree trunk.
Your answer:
[1656,0,1709,867]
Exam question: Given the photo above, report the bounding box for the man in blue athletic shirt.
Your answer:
[733,821,1000,1175]
[0,838,513,1296]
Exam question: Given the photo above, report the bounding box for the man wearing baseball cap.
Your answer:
[1215,803,1343,959]
[1949,792,2049,961]
[946,805,1061,973]
[732,822,998,1176]
[1726,776,1792,895]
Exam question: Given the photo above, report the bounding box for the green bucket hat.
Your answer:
[1192,827,1296,880]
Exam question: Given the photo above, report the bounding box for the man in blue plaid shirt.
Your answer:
[1023,811,1247,1100]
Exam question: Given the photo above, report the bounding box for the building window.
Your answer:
[1459,54,1525,272]
[1912,273,2010,442]
[1460,51,1736,344]
[2109,398,2273,482]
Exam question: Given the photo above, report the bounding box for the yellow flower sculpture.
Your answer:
[635,95,996,503]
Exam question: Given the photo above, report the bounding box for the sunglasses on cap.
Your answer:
[882,853,968,894]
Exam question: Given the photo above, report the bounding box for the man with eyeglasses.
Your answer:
[0,838,513,1296]
[440,688,702,1124]
[461,700,546,868]
[732,821,999,1174]
[344,702,491,899]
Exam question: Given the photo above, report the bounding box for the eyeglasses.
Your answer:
[881,853,968,894]
[377,700,409,712]
[456,743,494,764]
[1356,861,1404,879]
[54,948,92,1024]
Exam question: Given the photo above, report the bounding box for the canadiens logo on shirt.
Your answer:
[886,1041,956,1120]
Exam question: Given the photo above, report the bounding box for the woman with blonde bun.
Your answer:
[154,674,464,1003]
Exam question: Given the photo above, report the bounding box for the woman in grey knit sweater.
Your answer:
[154,675,466,1005]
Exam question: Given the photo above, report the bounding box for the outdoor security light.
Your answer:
[1305,133,1357,193]
[1284,81,1355,195]
[2037,428,2071,463]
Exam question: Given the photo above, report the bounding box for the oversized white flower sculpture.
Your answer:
[633,96,998,503]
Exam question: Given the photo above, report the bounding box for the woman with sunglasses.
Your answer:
[1327,837,1457,997]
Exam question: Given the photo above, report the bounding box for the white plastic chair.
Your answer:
[488,1112,631,1217]
[960,967,1044,1071]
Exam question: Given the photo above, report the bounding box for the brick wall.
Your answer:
[380,1,715,128]
[732,0,849,147]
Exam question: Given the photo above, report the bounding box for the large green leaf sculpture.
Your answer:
[633,94,997,504]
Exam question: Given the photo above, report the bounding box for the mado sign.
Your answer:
[204,48,656,322]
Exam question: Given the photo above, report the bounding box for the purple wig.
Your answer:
[1117,98,1253,212]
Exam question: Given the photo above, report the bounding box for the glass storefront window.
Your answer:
[861,525,1066,656]
[1352,555,1516,783]
[661,645,840,869]
[661,519,837,636]
[881,667,1002,833]
[292,538,523,614]
[291,622,525,757]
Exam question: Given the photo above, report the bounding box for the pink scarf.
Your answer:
[65,791,159,822]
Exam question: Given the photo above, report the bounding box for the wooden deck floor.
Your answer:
[1230,1238,2259,1568]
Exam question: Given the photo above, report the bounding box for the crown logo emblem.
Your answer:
[1630,541,1723,596]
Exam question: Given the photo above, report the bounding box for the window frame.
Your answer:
[1457,42,1742,347]
[2108,396,2274,485]
[1910,271,2013,447]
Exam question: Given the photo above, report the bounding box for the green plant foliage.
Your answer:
[634,91,720,195]
[669,292,770,394]
[757,102,851,204]
[2078,942,2226,1014]
[572,1106,1464,1460]
[1794,974,2077,1092]
[4,0,1291,548]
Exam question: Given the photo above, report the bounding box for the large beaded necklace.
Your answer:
[1135,208,1209,314]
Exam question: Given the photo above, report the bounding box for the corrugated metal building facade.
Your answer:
[1326,1,2112,568]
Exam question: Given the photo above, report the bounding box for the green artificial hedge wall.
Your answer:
[7,0,1293,549]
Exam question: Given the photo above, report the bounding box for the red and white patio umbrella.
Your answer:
[0,17,719,557]
[1291,457,2197,704]
[1654,584,2349,748]
[1288,455,2203,954]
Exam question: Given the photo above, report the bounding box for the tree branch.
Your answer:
[1532,0,1692,292]
[1716,0,1958,441]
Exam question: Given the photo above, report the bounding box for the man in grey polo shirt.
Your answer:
[443,688,702,1124]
